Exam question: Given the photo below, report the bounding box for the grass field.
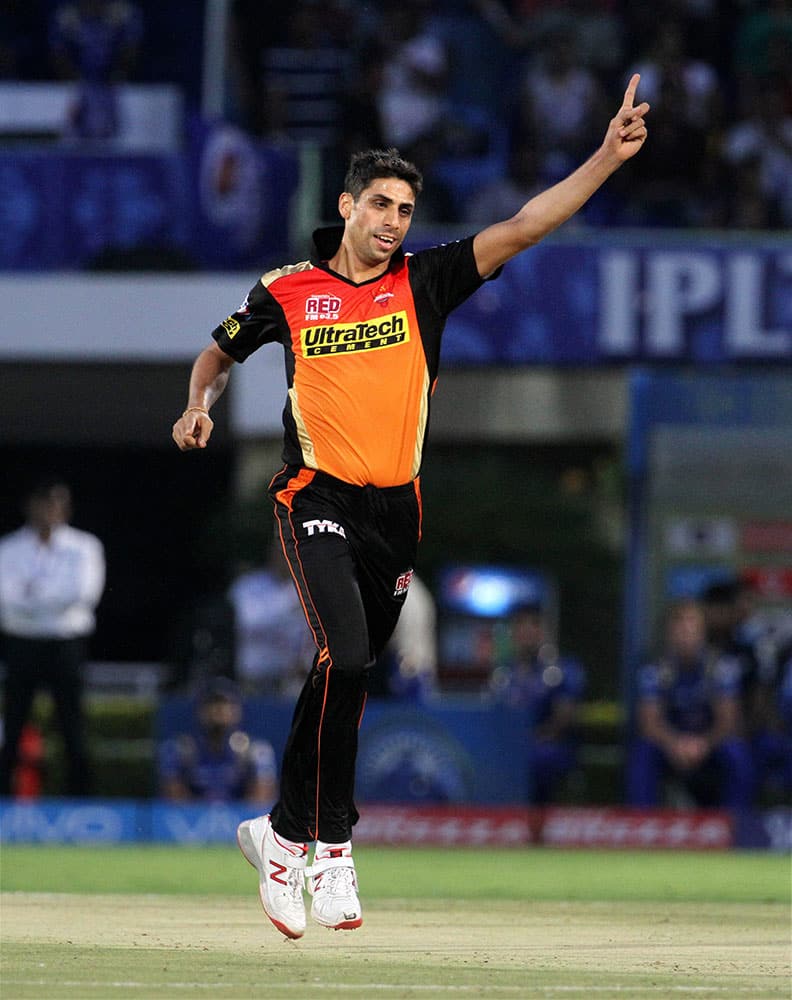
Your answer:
[1,845,790,999]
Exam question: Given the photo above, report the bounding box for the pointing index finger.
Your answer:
[623,73,640,111]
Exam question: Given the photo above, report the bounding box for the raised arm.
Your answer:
[473,74,650,277]
[172,341,235,451]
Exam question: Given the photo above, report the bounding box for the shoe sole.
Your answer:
[315,916,363,931]
[237,819,305,940]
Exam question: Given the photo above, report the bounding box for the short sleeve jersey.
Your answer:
[212,227,493,488]
[158,731,277,802]
[636,654,742,733]
[497,655,586,727]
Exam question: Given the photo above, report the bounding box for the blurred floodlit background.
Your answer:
[0,0,790,810]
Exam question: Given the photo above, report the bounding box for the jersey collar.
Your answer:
[310,226,406,280]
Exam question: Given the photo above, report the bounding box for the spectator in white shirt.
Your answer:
[0,479,105,796]
[227,543,314,697]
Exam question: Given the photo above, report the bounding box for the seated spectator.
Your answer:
[750,635,792,803]
[733,0,792,87]
[227,543,314,696]
[376,2,449,153]
[626,21,722,132]
[627,599,753,811]
[515,28,606,180]
[158,677,277,804]
[701,576,777,722]
[49,0,143,140]
[722,83,792,228]
[620,75,702,226]
[490,602,585,804]
[472,0,624,83]
[463,137,545,226]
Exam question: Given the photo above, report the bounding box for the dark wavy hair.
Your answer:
[343,148,423,201]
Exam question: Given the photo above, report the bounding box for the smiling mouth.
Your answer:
[374,233,397,249]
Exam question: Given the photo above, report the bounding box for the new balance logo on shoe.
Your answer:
[269,860,289,885]
[237,815,308,940]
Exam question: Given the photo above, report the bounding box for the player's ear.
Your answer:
[339,192,353,220]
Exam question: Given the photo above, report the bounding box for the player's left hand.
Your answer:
[602,73,650,164]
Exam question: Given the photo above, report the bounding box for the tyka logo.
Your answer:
[303,519,347,539]
[305,294,342,321]
[394,568,414,596]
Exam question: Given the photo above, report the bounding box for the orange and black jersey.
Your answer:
[212,226,497,488]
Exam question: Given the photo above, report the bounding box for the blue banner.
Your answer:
[0,798,140,842]
[156,695,529,805]
[0,152,190,269]
[150,802,265,843]
[186,119,299,269]
[439,234,791,366]
[0,127,298,271]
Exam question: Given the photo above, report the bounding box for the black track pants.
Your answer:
[267,466,421,842]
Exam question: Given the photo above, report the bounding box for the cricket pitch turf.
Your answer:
[1,845,789,999]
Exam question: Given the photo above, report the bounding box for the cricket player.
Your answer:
[172,76,649,938]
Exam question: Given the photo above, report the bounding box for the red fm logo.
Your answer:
[305,294,342,320]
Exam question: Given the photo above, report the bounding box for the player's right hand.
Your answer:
[172,408,214,451]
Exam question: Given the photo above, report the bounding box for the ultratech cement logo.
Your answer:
[300,310,409,358]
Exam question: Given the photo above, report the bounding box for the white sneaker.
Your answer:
[308,841,362,930]
[237,814,308,939]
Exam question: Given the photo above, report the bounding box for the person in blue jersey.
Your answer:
[158,677,277,805]
[627,599,753,811]
[491,602,585,804]
[751,636,792,803]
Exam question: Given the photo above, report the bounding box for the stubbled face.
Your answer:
[339,177,416,271]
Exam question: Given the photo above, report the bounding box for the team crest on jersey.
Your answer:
[394,568,414,597]
[305,294,342,321]
[373,284,394,305]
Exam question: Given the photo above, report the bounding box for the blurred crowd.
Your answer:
[1,477,790,810]
[1,3,790,811]
[226,0,792,228]
[142,556,792,810]
[629,583,792,812]
[1,0,790,227]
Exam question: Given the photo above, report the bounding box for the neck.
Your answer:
[327,243,389,284]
